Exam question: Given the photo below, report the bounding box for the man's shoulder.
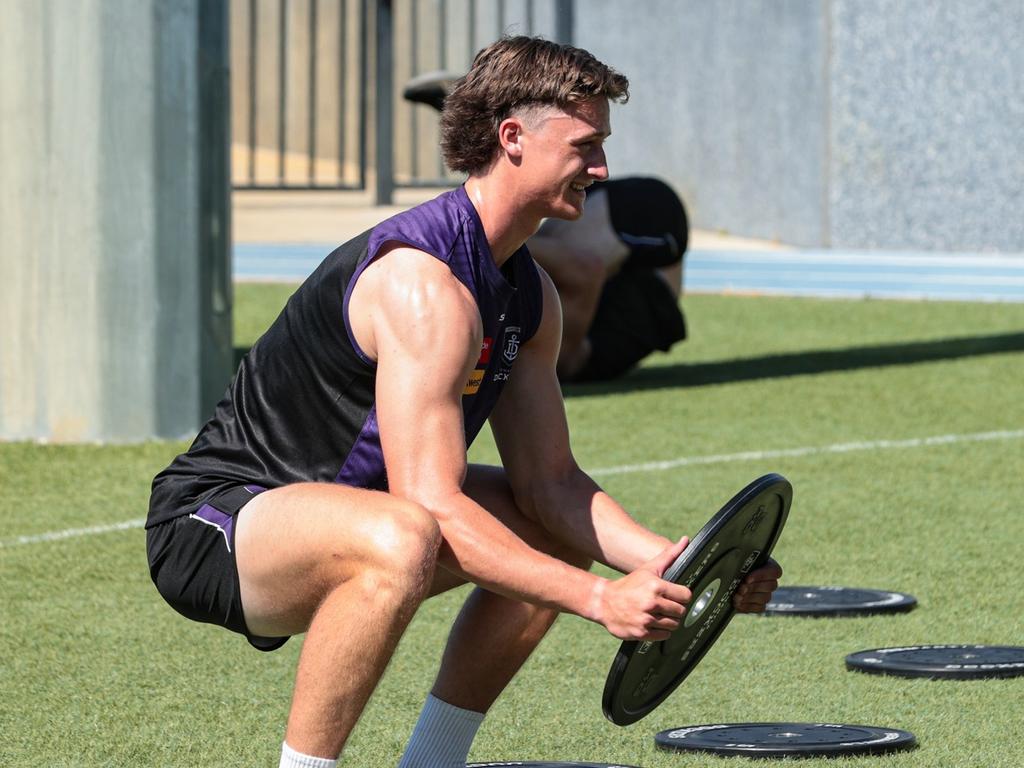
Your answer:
[369,187,472,260]
[360,245,478,315]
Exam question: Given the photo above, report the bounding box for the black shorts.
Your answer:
[601,177,688,269]
[570,268,688,382]
[146,484,288,651]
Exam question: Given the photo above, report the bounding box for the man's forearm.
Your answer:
[524,472,671,574]
[427,489,609,621]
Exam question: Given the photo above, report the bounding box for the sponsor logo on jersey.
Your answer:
[478,337,493,365]
[463,368,485,395]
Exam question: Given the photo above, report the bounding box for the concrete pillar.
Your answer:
[0,0,232,442]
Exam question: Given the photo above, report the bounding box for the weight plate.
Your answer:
[847,644,1024,679]
[602,474,792,725]
[655,722,917,758]
[764,586,916,617]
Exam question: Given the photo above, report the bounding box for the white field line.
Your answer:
[3,429,1023,549]
[587,429,1024,477]
[0,518,146,549]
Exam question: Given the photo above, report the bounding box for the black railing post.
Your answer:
[247,0,257,184]
[358,0,369,190]
[374,0,394,205]
[554,0,573,44]
[277,0,288,184]
[308,0,318,183]
[339,0,348,185]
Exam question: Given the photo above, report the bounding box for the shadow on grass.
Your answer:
[562,331,1024,397]
[230,332,1024,396]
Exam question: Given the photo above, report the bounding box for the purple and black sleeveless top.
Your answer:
[148,187,543,526]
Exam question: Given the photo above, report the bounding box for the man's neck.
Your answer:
[464,175,542,266]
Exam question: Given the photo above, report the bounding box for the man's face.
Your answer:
[515,97,611,221]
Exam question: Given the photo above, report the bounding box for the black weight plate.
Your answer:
[602,474,791,726]
[764,586,917,617]
[468,763,644,767]
[655,722,917,758]
[847,644,1024,679]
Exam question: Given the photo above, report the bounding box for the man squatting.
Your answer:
[146,36,782,767]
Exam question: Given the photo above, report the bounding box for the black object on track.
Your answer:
[654,722,917,758]
[603,474,791,726]
[764,585,917,617]
[846,644,1024,679]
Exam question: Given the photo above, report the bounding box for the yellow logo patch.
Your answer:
[463,368,485,395]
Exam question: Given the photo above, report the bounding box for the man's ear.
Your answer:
[498,116,525,160]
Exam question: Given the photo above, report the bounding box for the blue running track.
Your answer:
[234,243,1024,303]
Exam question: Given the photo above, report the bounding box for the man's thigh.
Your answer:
[235,482,437,636]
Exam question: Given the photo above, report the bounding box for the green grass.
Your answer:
[2,286,1023,767]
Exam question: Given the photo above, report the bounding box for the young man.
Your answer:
[146,36,781,767]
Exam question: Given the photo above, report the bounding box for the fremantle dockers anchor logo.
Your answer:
[501,325,521,366]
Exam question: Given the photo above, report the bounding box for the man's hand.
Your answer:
[594,537,692,641]
[732,558,783,613]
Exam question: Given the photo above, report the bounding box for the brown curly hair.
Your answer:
[440,36,629,176]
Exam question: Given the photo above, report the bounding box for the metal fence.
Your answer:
[230,0,573,200]
[230,0,369,191]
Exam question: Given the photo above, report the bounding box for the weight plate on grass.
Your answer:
[846,644,1024,679]
[764,586,917,617]
[468,763,644,767]
[602,474,792,726]
[654,722,917,758]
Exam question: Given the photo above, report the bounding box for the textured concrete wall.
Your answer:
[0,0,231,442]
[828,1,1024,250]
[576,1,829,246]
[575,0,1023,251]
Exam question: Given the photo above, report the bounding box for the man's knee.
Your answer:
[357,499,441,593]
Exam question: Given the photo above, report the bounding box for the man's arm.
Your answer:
[489,266,782,609]
[351,246,687,640]
[488,266,669,573]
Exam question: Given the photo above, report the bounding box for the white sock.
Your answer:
[397,693,486,768]
[279,741,337,768]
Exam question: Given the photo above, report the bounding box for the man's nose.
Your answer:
[589,147,609,181]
